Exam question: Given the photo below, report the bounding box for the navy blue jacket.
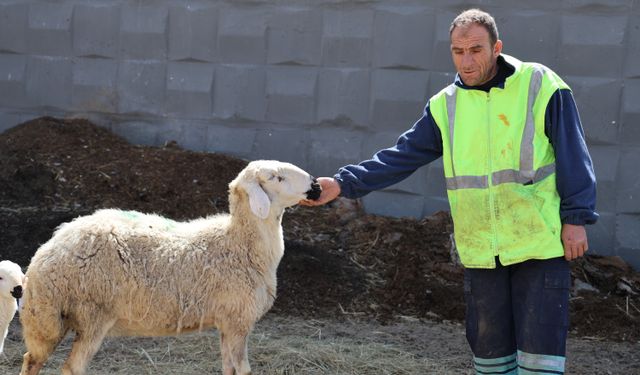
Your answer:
[335,56,598,226]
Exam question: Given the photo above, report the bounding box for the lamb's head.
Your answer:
[0,261,25,301]
[230,160,322,219]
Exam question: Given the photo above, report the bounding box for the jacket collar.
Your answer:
[453,54,519,92]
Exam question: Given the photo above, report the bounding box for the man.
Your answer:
[301,8,597,375]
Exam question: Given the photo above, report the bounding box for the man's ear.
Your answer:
[493,39,503,57]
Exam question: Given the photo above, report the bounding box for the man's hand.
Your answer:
[299,177,341,206]
[561,223,588,261]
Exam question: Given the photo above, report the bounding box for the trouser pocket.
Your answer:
[538,270,571,326]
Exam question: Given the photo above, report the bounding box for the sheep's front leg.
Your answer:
[222,330,251,375]
[61,318,115,375]
[220,332,234,375]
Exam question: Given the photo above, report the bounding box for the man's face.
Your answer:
[450,24,502,86]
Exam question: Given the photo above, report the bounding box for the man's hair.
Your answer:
[449,9,499,46]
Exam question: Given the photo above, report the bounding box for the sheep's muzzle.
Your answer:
[306,178,322,201]
[11,285,22,299]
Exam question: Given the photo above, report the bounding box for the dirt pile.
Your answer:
[0,117,638,342]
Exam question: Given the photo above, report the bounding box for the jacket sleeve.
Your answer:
[335,103,443,199]
[545,88,599,225]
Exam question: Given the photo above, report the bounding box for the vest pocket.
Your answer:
[538,270,571,326]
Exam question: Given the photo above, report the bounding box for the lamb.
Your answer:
[0,260,25,354]
[19,160,322,375]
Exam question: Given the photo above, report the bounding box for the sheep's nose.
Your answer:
[11,285,22,299]
[306,178,322,201]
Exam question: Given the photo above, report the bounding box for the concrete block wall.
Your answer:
[0,0,638,268]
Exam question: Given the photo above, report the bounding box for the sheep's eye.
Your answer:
[0,277,3,280]
[277,176,284,182]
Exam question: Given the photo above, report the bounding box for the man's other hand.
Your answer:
[561,223,588,261]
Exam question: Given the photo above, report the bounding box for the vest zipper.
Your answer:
[486,92,499,258]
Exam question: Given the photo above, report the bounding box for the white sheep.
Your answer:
[0,260,25,354]
[19,160,322,375]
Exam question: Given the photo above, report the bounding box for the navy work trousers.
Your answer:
[464,257,571,374]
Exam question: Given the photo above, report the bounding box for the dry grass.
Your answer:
[2,314,637,374]
[0,315,455,375]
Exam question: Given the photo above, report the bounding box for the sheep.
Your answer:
[19,160,322,375]
[0,260,25,354]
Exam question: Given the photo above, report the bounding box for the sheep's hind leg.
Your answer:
[20,318,67,375]
[61,319,115,375]
[20,352,46,375]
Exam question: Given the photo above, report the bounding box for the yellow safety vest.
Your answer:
[429,55,568,268]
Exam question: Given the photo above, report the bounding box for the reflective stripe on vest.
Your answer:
[443,67,555,191]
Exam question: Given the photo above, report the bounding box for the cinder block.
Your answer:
[252,129,309,169]
[72,58,118,113]
[497,10,560,68]
[422,196,450,217]
[586,212,615,256]
[616,214,640,251]
[561,15,627,45]
[25,56,72,109]
[373,8,435,70]
[317,68,370,126]
[562,0,634,11]
[424,159,447,197]
[616,247,640,273]
[616,150,640,213]
[357,129,433,195]
[265,66,317,124]
[267,9,322,66]
[27,3,73,56]
[589,145,620,213]
[622,78,640,113]
[180,122,209,152]
[564,76,621,145]
[428,72,456,97]
[110,120,158,147]
[360,131,401,159]
[371,69,429,132]
[218,7,266,64]
[306,129,363,176]
[322,9,373,67]
[0,113,26,133]
[624,15,640,77]
[430,10,458,72]
[165,62,214,118]
[0,3,27,53]
[558,15,627,77]
[72,3,120,58]
[0,54,27,108]
[361,190,425,219]
[168,5,218,62]
[213,65,266,121]
[206,125,257,158]
[117,61,166,115]
[152,120,183,147]
[120,5,168,60]
[393,167,430,196]
[621,79,640,146]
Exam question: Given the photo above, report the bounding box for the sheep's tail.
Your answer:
[19,281,67,366]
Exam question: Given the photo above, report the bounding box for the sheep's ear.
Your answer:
[246,181,270,219]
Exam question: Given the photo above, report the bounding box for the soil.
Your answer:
[1,116,639,347]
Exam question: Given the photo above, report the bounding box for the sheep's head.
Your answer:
[0,261,25,300]
[230,160,322,219]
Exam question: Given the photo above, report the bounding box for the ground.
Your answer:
[0,117,638,374]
